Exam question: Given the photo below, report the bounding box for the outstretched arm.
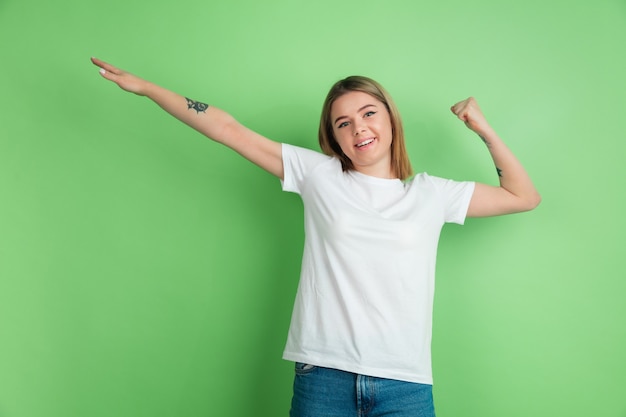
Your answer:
[91,58,284,179]
[451,97,541,217]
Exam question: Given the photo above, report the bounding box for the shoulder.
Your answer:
[407,172,447,188]
[282,143,337,172]
[407,172,475,200]
[409,172,472,187]
[282,143,331,162]
[281,143,339,193]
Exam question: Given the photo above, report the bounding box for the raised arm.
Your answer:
[91,58,284,179]
[451,97,541,217]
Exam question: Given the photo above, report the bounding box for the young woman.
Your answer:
[91,57,540,417]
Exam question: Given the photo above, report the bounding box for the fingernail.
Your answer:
[99,68,106,75]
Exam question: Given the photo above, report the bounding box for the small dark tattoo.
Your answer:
[496,167,503,177]
[185,97,209,114]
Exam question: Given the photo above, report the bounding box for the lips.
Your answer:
[356,138,375,148]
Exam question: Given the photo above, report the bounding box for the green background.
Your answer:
[1,0,624,416]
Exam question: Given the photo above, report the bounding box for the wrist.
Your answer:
[478,130,505,151]
[141,80,162,98]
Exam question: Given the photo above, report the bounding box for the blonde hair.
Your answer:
[318,76,413,180]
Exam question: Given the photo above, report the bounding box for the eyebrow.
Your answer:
[333,104,378,125]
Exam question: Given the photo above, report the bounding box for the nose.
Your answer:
[353,121,365,136]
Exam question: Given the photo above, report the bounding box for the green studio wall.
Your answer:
[1,0,624,416]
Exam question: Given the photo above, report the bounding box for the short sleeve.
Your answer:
[281,143,332,195]
[426,174,475,225]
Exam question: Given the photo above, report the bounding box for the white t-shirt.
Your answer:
[281,143,475,384]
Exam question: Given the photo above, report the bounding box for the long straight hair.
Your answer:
[318,76,413,180]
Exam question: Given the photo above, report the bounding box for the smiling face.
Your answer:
[318,76,413,180]
[330,91,395,178]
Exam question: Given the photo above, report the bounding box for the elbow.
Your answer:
[523,191,542,212]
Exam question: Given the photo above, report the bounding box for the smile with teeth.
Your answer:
[356,138,375,148]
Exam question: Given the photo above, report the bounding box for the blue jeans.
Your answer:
[289,363,436,417]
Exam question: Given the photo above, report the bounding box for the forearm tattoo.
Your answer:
[496,167,503,177]
[185,97,209,114]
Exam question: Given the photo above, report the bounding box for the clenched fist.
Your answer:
[451,97,492,137]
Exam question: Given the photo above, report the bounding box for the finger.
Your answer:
[450,102,467,118]
[94,63,122,84]
[451,98,467,113]
[98,67,117,82]
[91,57,122,75]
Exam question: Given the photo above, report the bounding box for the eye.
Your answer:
[337,121,350,129]
[364,110,377,118]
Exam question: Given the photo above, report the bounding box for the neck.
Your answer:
[353,164,397,179]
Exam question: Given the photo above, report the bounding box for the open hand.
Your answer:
[450,97,491,136]
[91,57,149,96]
